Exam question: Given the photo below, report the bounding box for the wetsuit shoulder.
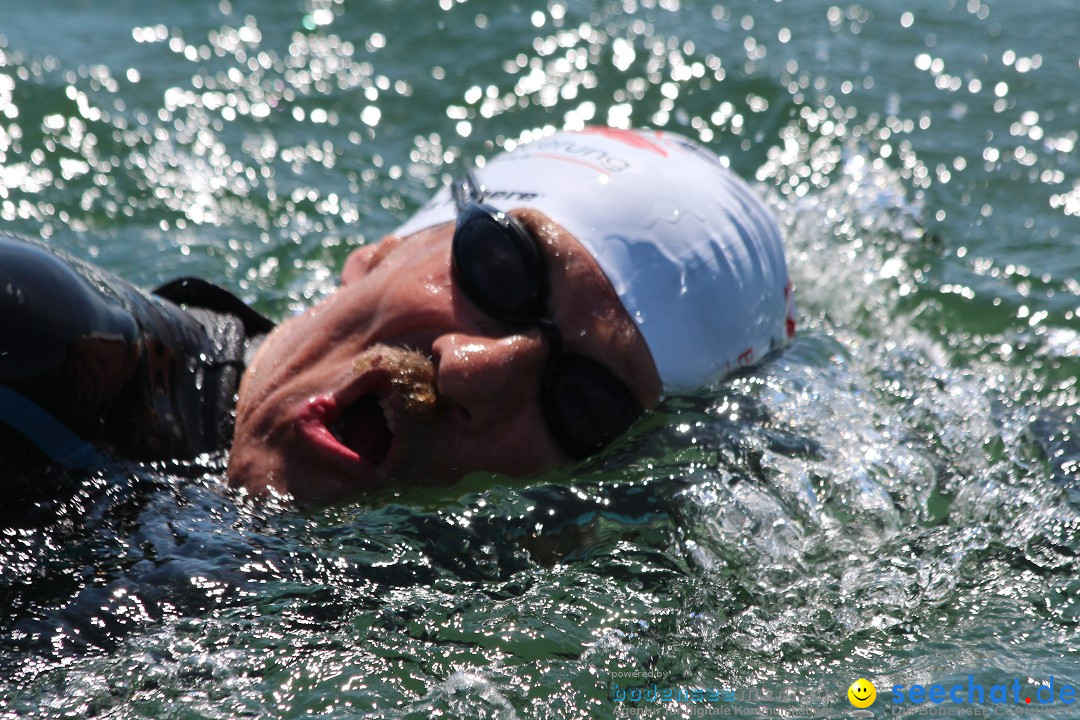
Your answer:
[0,235,271,465]
[0,239,127,467]
[0,238,140,386]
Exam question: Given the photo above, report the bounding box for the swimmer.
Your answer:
[0,126,794,504]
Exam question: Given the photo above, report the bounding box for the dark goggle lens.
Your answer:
[452,204,544,317]
[450,193,644,460]
[543,355,643,460]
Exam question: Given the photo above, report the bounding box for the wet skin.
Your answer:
[227,209,662,504]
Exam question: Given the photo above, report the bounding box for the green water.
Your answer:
[1,0,1078,718]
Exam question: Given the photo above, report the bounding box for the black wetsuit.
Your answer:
[0,235,273,468]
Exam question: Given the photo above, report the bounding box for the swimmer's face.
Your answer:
[227,209,662,504]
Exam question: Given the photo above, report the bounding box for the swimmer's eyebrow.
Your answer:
[509,209,562,266]
[505,208,573,305]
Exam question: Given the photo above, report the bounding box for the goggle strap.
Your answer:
[452,168,486,209]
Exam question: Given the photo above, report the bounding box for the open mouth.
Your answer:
[293,345,436,483]
[296,392,394,473]
[328,394,393,467]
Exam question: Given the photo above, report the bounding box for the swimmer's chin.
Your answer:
[224,455,375,507]
[225,450,288,499]
[225,438,440,506]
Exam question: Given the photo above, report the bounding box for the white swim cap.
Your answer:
[394,127,795,392]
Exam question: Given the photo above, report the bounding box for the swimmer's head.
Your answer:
[395,127,795,392]
[228,127,793,503]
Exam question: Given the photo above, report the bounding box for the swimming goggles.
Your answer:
[450,171,643,460]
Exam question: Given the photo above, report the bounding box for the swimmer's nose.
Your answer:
[431,330,549,427]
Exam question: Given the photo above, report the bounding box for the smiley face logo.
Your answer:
[848,678,876,708]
